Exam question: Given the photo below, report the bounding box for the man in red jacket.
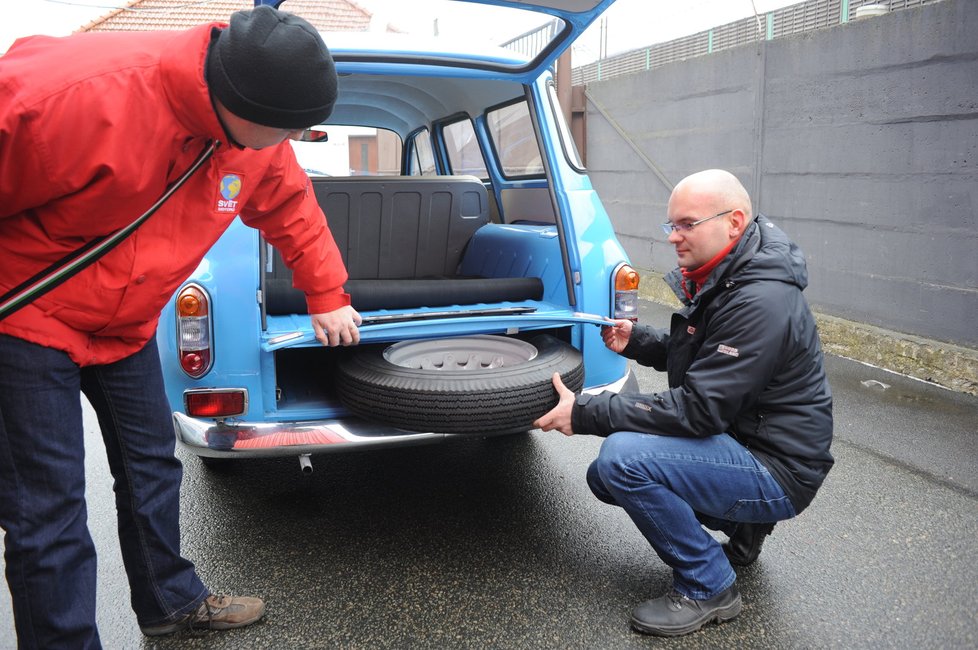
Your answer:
[0,6,359,646]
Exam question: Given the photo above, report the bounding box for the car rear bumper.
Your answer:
[174,411,456,458]
[173,369,636,458]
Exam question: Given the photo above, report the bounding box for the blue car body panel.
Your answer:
[158,0,635,459]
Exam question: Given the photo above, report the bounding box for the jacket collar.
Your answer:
[159,24,229,143]
[666,217,762,307]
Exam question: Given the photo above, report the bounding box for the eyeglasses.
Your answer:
[661,209,733,236]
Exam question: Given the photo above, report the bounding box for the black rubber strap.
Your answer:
[0,140,217,321]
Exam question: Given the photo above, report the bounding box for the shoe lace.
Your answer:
[184,594,226,637]
[668,590,692,610]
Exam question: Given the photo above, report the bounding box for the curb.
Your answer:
[636,269,978,396]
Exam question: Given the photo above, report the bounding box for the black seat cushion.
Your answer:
[265,276,544,314]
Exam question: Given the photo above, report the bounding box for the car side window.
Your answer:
[547,82,585,171]
[442,118,489,179]
[487,100,544,178]
[407,128,437,176]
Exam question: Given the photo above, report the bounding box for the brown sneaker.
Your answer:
[140,594,266,636]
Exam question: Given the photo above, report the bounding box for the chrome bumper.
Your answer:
[173,411,452,458]
[173,369,635,458]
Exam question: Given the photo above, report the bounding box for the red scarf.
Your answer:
[680,237,740,300]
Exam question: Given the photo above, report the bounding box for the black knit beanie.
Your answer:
[206,5,337,129]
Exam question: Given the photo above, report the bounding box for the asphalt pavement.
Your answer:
[1,300,976,649]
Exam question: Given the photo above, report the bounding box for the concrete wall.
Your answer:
[584,0,977,349]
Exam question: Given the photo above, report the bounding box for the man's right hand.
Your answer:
[600,319,634,353]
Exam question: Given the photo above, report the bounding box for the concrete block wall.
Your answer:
[583,0,978,351]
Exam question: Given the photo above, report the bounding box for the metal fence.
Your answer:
[572,0,943,84]
[502,18,562,58]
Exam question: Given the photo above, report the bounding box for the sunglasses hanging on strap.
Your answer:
[0,140,218,322]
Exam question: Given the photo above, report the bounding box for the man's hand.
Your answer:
[532,372,577,436]
[311,305,362,347]
[601,318,634,354]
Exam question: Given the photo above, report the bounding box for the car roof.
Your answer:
[329,71,523,138]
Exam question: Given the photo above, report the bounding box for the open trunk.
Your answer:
[258,175,599,421]
[259,175,596,349]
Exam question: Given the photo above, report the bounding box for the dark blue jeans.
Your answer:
[587,431,796,601]
[0,334,207,649]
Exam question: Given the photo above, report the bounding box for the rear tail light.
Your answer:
[175,283,213,378]
[613,263,640,321]
[185,389,247,418]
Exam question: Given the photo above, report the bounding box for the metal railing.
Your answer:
[501,18,562,59]
[572,0,943,84]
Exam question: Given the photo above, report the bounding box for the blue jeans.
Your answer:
[0,334,207,649]
[587,431,796,601]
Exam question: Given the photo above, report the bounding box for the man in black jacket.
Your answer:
[534,169,833,637]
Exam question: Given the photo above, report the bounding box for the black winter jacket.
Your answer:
[572,215,834,513]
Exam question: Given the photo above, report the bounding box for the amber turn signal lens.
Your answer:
[177,286,207,317]
[615,264,640,291]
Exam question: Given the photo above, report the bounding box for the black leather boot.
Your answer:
[723,522,776,567]
[630,583,742,637]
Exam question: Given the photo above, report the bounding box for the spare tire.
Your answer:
[335,334,584,434]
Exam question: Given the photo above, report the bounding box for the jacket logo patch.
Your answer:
[216,174,242,213]
[634,401,653,412]
[717,344,739,357]
[687,325,696,335]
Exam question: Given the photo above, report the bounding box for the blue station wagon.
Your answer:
[157,0,640,471]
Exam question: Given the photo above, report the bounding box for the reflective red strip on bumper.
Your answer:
[232,429,347,448]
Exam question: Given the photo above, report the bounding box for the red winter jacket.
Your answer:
[0,24,350,366]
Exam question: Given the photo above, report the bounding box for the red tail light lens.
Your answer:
[185,389,247,418]
[180,350,210,376]
[176,283,213,378]
[613,263,640,321]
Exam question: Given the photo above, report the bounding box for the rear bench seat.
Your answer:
[264,176,543,314]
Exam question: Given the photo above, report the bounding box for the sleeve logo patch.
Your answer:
[687,325,696,335]
[717,344,740,357]
[216,173,243,213]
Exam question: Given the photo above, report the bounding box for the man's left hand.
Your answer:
[311,305,362,347]
[533,372,576,436]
